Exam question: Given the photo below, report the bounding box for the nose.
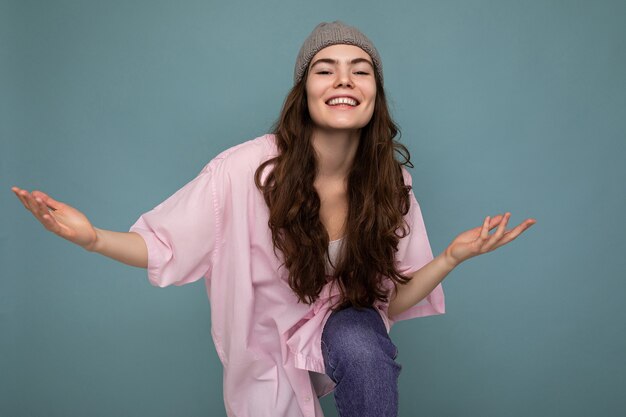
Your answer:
[334,67,353,88]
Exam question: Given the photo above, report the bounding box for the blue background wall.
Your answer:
[2,0,625,416]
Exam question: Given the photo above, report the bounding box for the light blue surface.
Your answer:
[2,1,625,416]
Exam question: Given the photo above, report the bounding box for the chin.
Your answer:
[315,125,365,134]
[313,118,371,132]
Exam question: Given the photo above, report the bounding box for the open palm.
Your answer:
[12,187,98,250]
[445,212,536,266]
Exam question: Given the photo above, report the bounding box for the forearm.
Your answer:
[387,251,458,318]
[88,228,148,268]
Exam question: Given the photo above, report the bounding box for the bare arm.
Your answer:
[90,228,147,268]
[12,187,148,268]
[388,213,536,319]
[388,252,456,318]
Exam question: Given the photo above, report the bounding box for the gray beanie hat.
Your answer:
[293,21,383,86]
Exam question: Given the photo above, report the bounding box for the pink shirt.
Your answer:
[129,134,445,417]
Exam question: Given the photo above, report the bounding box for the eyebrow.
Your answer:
[309,57,374,70]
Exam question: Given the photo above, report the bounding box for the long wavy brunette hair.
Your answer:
[254,65,415,312]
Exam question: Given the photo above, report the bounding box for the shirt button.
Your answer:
[304,396,311,402]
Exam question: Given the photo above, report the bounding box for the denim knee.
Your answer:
[321,306,399,377]
[321,306,402,417]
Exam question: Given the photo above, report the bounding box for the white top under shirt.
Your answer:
[325,237,344,275]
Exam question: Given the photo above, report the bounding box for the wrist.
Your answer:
[85,228,103,253]
[442,247,461,269]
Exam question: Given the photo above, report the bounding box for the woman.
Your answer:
[12,21,535,417]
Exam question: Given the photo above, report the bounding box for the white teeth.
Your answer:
[327,97,358,106]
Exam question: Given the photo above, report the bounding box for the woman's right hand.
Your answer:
[11,187,99,251]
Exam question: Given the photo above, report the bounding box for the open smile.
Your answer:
[325,96,360,107]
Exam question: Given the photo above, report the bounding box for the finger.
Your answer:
[30,195,64,234]
[31,190,59,211]
[41,210,63,235]
[480,215,490,240]
[12,188,31,211]
[492,219,536,248]
[484,212,511,251]
[17,190,30,211]
[21,190,40,214]
[33,195,53,220]
[22,191,53,225]
[13,188,60,233]
[488,214,505,230]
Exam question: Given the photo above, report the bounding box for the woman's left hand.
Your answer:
[444,213,536,267]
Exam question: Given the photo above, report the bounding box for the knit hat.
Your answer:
[293,21,383,86]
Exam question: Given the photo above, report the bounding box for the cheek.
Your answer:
[305,86,319,107]
[359,82,376,106]
[306,96,320,116]
[365,91,377,114]
[368,86,377,102]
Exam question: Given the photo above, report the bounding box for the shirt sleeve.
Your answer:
[377,167,446,327]
[128,161,219,288]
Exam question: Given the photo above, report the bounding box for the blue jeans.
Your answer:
[321,306,402,417]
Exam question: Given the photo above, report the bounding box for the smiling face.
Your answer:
[305,44,377,133]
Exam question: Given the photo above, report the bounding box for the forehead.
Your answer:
[309,44,372,64]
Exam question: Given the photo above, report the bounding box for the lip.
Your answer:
[325,95,360,106]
